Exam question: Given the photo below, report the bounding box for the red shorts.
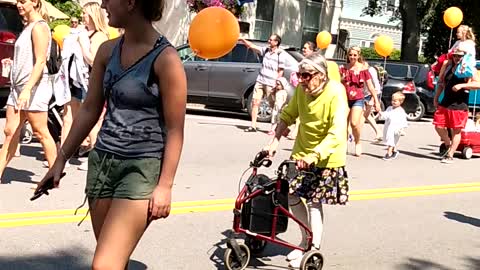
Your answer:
[433,106,468,129]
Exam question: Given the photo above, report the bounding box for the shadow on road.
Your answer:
[396,257,480,270]
[17,144,44,161]
[0,247,90,270]
[444,211,480,228]
[395,149,440,161]
[1,167,36,184]
[0,246,147,270]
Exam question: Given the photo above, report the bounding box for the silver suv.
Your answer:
[177,40,302,122]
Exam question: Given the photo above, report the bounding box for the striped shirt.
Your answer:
[256,47,286,87]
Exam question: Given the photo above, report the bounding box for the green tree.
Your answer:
[46,0,82,28]
[361,47,401,60]
[363,0,439,62]
[423,0,480,63]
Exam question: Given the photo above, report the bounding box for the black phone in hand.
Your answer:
[30,172,66,201]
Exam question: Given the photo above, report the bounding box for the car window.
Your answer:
[383,63,418,78]
[246,48,259,63]
[216,44,249,63]
[0,6,23,37]
[177,46,206,62]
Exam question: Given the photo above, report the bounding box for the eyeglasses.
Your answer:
[297,72,318,81]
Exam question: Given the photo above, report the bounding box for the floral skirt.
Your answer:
[289,167,349,205]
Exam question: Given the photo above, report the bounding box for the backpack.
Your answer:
[373,64,388,86]
[46,38,62,75]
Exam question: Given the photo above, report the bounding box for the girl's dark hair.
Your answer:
[138,0,166,22]
[305,41,317,51]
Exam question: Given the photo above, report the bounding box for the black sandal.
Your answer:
[244,127,257,132]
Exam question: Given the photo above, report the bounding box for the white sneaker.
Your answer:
[77,160,88,171]
[286,249,303,261]
[288,255,303,269]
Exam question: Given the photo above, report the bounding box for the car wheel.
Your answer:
[406,101,425,121]
[247,92,272,123]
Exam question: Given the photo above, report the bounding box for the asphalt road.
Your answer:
[0,110,479,270]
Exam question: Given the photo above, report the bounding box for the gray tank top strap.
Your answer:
[103,36,170,99]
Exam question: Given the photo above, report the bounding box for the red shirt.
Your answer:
[340,67,371,101]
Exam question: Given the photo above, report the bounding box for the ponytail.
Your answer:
[466,27,476,42]
[460,25,476,42]
[36,0,50,23]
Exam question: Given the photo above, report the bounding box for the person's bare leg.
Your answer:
[350,107,364,156]
[364,104,381,140]
[0,106,25,179]
[447,128,462,158]
[435,127,451,147]
[91,199,150,270]
[26,111,57,168]
[250,99,260,129]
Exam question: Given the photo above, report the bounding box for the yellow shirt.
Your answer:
[280,80,348,168]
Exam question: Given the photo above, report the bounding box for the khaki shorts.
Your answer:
[252,82,274,101]
[85,149,162,200]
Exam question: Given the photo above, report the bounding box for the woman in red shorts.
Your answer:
[433,49,478,164]
[340,46,381,156]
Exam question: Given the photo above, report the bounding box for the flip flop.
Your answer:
[244,127,257,132]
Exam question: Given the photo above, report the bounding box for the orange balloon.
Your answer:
[188,7,240,59]
[443,7,463,28]
[374,35,394,58]
[327,61,341,82]
[316,31,332,49]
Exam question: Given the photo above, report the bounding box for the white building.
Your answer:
[154,0,343,57]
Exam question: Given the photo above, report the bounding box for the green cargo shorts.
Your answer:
[85,149,162,200]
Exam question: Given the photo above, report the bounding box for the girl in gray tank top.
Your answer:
[35,0,187,267]
[0,0,58,182]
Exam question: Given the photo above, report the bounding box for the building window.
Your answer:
[253,0,275,40]
[387,0,396,11]
[301,0,323,46]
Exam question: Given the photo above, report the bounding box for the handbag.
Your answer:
[455,53,475,79]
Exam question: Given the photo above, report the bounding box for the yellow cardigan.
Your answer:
[280,80,348,168]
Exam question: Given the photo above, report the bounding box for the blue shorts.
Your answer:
[348,99,364,108]
[364,93,382,103]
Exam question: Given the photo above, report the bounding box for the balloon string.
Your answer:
[449,28,453,49]
[383,57,387,69]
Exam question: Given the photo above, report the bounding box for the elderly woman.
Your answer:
[265,52,349,268]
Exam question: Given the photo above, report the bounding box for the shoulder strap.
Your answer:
[105,36,170,96]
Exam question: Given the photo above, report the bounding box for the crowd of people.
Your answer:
[243,24,478,266]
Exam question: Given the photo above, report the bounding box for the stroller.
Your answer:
[20,98,63,145]
[224,151,324,270]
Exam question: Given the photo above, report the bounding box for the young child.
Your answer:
[268,77,290,135]
[380,91,408,160]
[464,112,480,131]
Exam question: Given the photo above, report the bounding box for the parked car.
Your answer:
[0,0,23,108]
[177,40,300,122]
[329,59,423,121]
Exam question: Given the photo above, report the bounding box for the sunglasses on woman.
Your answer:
[297,72,319,81]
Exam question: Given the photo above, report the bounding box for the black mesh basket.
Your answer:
[241,174,289,235]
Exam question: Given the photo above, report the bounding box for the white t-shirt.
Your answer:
[450,40,476,57]
[364,66,382,96]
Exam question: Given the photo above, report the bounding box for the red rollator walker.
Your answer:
[224,151,324,270]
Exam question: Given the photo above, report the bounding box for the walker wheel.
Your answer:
[224,243,250,270]
[439,143,447,155]
[245,236,267,255]
[300,250,324,270]
[462,146,473,159]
